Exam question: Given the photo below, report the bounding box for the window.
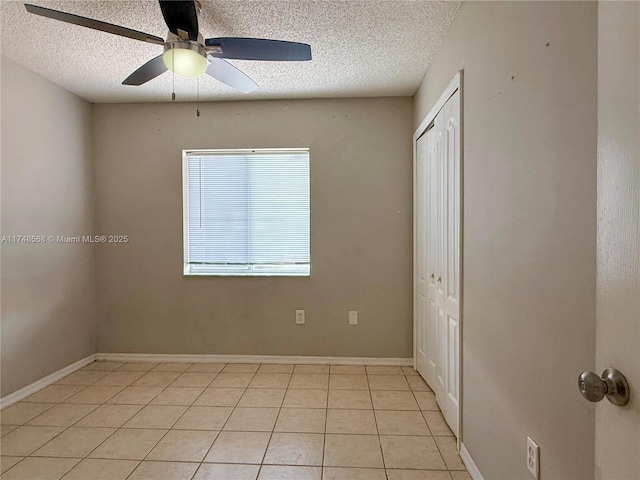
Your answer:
[183,148,310,276]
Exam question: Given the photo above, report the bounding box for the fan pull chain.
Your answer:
[196,77,200,117]
[171,50,176,101]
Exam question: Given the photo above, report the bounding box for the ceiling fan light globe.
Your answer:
[162,47,207,78]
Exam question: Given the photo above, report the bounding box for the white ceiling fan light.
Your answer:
[162,36,208,78]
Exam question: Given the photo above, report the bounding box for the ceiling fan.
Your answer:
[24,1,312,93]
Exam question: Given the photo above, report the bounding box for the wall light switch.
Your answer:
[349,311,358,325]
[295,310,305,325]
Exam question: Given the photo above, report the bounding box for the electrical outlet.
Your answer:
[349,311,358,325]
[295,310,305,325]
[527,436,539,479]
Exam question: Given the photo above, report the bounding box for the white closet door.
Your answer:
[415,133,429,377]
[424,122,440,391]
[442,89,461,433]
[414,84,461,438]
[434,110,447,408]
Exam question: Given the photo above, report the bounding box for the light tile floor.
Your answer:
[0,361,471,480]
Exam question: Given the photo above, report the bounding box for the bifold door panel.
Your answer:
[415,87,461,436]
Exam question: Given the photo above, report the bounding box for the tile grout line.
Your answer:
[0,456,29,478]
[120,369,216,480]
[406,370,435,438]
[1,363,147,478]
[403,367,456,477]
[320,368,329,479]
[365,368,390,480]
[120,363,226,480]
[193,363,260,480]
[23,364,145,479]
[3,383,116,472]
[255,365,295,479]
[58,363,204,480]
[66,365,187,480]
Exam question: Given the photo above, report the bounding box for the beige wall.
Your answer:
[93,97,413,358]
[1,57,96,397]
[595,2,640,479]
[414,2,597,479]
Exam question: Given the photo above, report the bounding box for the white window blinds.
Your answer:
[183,149,310,276]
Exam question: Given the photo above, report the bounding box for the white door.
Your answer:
[433,110,446,406]
[594,3,639,477]
[415,120,442,394]
[442,89,461,433]
[414,84,461,437]
[415,133,429,377]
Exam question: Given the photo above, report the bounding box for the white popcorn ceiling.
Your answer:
[0,0,461,103]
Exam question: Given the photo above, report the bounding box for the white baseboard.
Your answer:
[460,442,484,480]
[96,352,413,367]
[0,354,96,410]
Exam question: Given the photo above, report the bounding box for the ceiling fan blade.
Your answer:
[205,38,312,61]
[205,57,258,93]
[159,1,198,41]
[122,55,168,86]
[24,4,164,45]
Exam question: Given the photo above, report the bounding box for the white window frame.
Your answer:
[182,148,311,276]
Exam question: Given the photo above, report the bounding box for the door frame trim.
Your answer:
[413,70,463,442]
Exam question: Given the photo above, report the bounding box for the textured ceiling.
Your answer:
[0,0,461,103]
